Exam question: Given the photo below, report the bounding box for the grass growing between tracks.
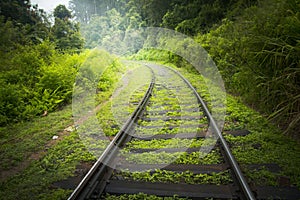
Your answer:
[131,49,300,192]
[125,138,216,149]
[87,59,300,199]
[1,56,299,200]
[103,193,190,200]
[115,169,232,185]
[142,60,300,189]
[121,150,221,165]
[171,62,300,189]
[113,65,229,194]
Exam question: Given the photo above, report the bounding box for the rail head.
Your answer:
[165,65,256,200]
[68,64,255,200]
[68,65,155,200]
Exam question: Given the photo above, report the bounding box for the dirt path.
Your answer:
[0,125,72,182]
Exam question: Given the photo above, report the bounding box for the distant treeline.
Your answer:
[70,0,257,31]
[0,0,298,136]
[0,1,84,52]
[70,0,300,135]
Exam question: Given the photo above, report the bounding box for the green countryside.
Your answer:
[0,0,299,199]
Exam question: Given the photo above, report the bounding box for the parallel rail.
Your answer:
[69,64,256,200]
[68,66,155,200]
[168,67,255,200]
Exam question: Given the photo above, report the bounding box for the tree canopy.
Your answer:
[52,5,84,51]
[0,1,85,125]
[69,0,300,135]
[54,4,72,20]
[0,0,298,135]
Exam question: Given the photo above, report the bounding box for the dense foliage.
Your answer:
[0,1,299,199]
[69,0,172,26]
[70,0,300,135]
[72,0,233,48]
[0,0,50,48]
[0,1,85,125]
[196,0,300,134]
[52,5,84,51]
[0,0,298,134]
[0,41,87,125]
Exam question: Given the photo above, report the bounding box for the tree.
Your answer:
[0,0,40,25]
[52,5,84,52]
[139,0,173,26]
[0,0,50,46]
[69,0,94,23]
[54,4,72,20]
[69,0,129,24]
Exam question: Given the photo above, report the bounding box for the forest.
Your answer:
[1,0,299,136]
[0,0,300,199]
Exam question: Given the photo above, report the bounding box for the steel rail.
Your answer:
[68,66,155,200]
[167,66,256,200]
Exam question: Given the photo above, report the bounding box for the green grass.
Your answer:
[115,169,232,185]
[125,138,216,149]
[130,56,300,189]
[0,51,127,200]
[97,63,153,136]
[121,150,221,165]
[167,62,300,188]
[0,105,97,200]
[0,105,73,171]
[103,193,190,200]
[1,57,300,200]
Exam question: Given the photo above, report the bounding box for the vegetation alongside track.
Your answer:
[73,0,300,136]
[0,50,125,200]
[0,57,299,199]
[0,0,299,199]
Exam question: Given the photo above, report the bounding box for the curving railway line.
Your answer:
[68,63,299,200]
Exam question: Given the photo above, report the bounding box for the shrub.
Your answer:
[0,42,88,126]
[195,0,300,135]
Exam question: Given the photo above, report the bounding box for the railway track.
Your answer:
[68,63,299,200]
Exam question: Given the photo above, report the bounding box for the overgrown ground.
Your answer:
[168,62,300,189]
[0,60,299,200]
[0,105,96,199]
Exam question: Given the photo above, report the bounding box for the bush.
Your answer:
[196,0,300,135]
[0,42,88,126]
[0,81,24,124]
